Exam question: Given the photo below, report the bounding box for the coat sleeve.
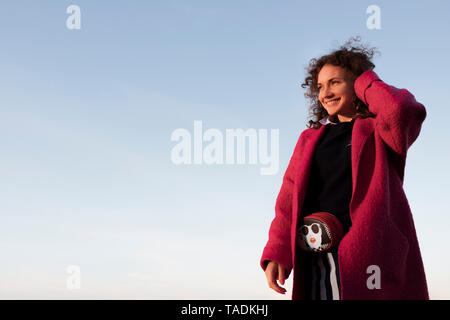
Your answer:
[260,131,305,277]
[354,70,427,157]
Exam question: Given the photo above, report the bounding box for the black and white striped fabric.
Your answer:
[305,246,341,300]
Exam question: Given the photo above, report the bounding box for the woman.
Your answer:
[260,37,429,300]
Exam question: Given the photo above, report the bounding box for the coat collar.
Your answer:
[319,115,338,125]
[319,115,356,126]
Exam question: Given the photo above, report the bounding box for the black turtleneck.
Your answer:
[301,118,355,232]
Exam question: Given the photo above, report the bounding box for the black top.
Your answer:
[301,118,355,232]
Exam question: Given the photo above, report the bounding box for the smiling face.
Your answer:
[317,64,357,122]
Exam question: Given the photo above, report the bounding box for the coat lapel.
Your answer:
[350,118,375,206]
[291,124,326,242]
[290,124,327,281]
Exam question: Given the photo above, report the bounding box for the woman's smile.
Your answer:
[325,98,341,106]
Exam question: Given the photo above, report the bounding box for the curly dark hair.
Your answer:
[301,36,380,129]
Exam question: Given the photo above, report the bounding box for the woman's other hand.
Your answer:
[265,261,287,294]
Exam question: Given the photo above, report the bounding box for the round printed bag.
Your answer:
[297,212,344,252]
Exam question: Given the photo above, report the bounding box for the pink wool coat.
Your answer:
[260,70,429,300]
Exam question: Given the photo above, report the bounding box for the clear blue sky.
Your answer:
[0,0,449,299]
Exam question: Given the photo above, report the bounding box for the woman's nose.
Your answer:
[320,87,334,100]
[324,87,334,97]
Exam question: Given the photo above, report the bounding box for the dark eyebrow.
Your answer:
[317,77,342,86]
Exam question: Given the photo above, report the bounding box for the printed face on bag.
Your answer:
[298,219,332,252]
[317,64,357,122]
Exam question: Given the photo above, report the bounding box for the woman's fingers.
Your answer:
[278,263,285,285]
[265,262,287,294]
